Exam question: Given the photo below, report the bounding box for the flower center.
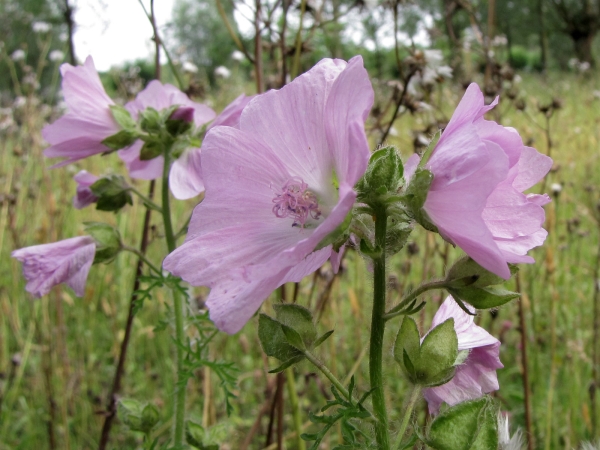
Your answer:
[272,177,322,228]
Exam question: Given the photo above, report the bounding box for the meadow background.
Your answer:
[1,0,600,449]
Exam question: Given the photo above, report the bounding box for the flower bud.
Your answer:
[84,222,122,264]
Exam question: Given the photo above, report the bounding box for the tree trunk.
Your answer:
[573,31,597,67]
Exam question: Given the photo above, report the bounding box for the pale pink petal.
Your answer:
[324,55,373,185]
[403,154,420,181]
[208,94,254,130]
[423,296,503,414]
[169,147,204,199]
[12,236,96,297]
[117,141,165,180]
[512,146,553,192]
[73,170,99,209]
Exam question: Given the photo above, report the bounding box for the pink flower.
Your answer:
[117,80,216,199]
[413,83,551,279]
[73,170,99,209]
[423,296,503,414]
[43,56,120,167]
[12,236,96,297]
[163,56,373,333]
[207,94,254,130]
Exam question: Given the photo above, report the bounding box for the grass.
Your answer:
[1,69,600,449]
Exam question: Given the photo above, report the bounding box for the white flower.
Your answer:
[579,61,591,72]
[231,50,245,62]
[32,21,51,33]
[214,65,231,79]
[13,96,27,108]
[182,61,198,73]
[551,183,562,194]
[49,50,64,62]
[11,49,25,61]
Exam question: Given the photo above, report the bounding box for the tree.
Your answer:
[551,0,600,66]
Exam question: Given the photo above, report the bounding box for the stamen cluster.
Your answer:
[272,177,321,227]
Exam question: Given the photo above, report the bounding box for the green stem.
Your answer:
[161,149,186,445]
[285,368,306,450]
[370,206,390,449]
[304,350,350,400]
[122,246,162,276]
[129,186,163,212]
[383,280,447,321]
[392,386,421,450]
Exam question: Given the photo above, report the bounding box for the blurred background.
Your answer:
[1,0,600,449]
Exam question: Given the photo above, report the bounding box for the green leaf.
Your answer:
[314,330,334,348]
[418,318,458,385]
[268,355,305,373]
[281,324,306,351]
[101,130,137,151]
[314,210,352,252]
[448,286,520,310]
[258,314,303,362]
[274,304,317,346]
[186,421,206,448]
[426,398,498,450]
[109,104,136,130]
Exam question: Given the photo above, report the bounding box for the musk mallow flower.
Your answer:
[163,56,373,333]
[423,296,503,414]
[117,80,216,199]
[12,236,96,297]
[73,170,99,209]
[42,56,121,167]
[408,83,552,279]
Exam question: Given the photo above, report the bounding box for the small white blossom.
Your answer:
[49,50,64,62]
[11,49,26,61]
[32,21,51,33]
[182,61,198,73]
[231,50,245,62]
[551,183,562,195]
[214,65,231,79]
[13,96,27,108]
[498,414,525,450]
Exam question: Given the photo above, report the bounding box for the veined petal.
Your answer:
[169,147,204,199]
[118,141,165,180]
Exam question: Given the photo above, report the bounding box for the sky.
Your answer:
[73,0,175,71]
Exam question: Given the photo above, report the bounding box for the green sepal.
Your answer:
[109,104,136,130]
[274,303,317,347]
[90,175,133,212]
[393,317,421,369]
[185,420,222,450]
[139,136,164,161]
[315,210,352,252]
[281,324,306,351]
[448,286,520,310]
[313,330,334,348]
[445,257,518,289]
[140,403,160,433]
[386,218,412,256]
[118,398,144,432]
[393,317,458,387]
[84,222,122,264]
[418,318,458,387]
[139,107,162,134]
[404,168,438,232]
[101,130,137,151]
[166,118,193,137]
[359,238,381,259]
[424,397,499,450]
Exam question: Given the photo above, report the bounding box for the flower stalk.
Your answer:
[370,205,390,449]
[161,146,187,445]
[393,385,421,450]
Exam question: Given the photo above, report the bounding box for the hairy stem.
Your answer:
[161,150,187,445]
[285,368,306,450]
[98,181,156,450]
[370,206,390,449]
[393,386,421,450]
[304,350,350,400]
